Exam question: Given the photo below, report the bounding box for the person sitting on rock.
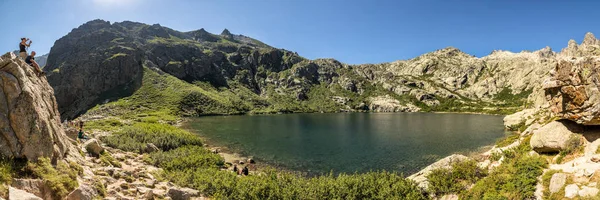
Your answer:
[25,51,44,76]
[242,166,249,176]
[19,38,31,59]
[233,164,238,173]
[78,128,89,141]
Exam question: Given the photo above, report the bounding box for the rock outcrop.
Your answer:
[408,154,470,189]
[544,57,600,125]
[530,120,581,153]
[0,52,70,162]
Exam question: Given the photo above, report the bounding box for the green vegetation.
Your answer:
[99,151,122,167]
[149,145,224,171]
[426,160,487,196]
[462,136,547,200]
[555,135,582,164]
[542,169,563,199]
[27,158,79,198]
[106,53,128,61]
[495,133,520,148]
[103,122,202,153]
[494,88,533,108]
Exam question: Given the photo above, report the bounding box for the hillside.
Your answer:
[44,20,600,120]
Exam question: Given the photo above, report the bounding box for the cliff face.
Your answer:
[0,52,70,162]
[44,20,600,118]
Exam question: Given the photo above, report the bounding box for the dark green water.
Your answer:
[186,112,507,175]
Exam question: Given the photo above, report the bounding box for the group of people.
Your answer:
[233,164,249,176]
[18,38,45,76]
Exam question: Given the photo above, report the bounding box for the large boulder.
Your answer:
[84,139,104,157]
[10,179,52,200]
[530,120,582,153]
[0,52,70,162]
[8,186,42,200]
[66,184,97,200]
[544,58,600,125]
[167,187,200,200]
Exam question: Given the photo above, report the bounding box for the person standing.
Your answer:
[19,38,32,59]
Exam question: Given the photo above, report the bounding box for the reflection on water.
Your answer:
[186,112,507,175]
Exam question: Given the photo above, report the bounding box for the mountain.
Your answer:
[36,53,48,68]
[45,19,600,120]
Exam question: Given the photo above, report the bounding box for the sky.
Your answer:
[1,0,600,64]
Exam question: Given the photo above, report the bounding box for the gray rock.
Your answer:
[549,173,567,194]
[407,154,470,189]
[144,143,160,153]
[565,184,579,198]
[579,186,599,197]
[0,52,70,162]
[8,186,42,200]
[530,121,581,153]
[84,139,104,157]
[503,109,535,130]
[167,187,200,200]
[10,179,52,200]
[66,184,98,200]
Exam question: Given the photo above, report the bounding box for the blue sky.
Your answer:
[1,0,600,64]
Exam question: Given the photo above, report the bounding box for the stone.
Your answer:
[530,121,581,153]
[565,184,579,198]
[84,139,104,157]
[503,109,535,130]
[144,143,160,153]
[66,184,98,200]
[8,186,42,200]
[579,186,599,197]
[544,58,600,125]
[65,127,79,141]
[167,187,200,200]
[407,154,470,189]
[549,173,567,194]
[0,52,71,162]
[10,179,52,200]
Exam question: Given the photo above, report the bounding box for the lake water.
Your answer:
[186,112,507,175]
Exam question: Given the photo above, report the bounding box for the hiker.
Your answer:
[233,165,238,173]
[242,166,249,176]
[25,51,44,76]
[78,128,88,141]
[79,120,85,130]
[19,38,32,59]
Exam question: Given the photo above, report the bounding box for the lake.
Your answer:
[185,112,507,175]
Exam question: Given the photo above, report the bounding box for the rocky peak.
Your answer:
[560,39,580,57]
[582,32,598,46]
[221,28,234,40]
[0,52,70,162]
[188,28,219,42]
[536,46,555,58]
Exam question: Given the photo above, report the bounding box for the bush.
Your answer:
[462,155,547,200]
[427,160,487,196]
[149,145,224,171]
[103,122,203,153]
[158,168,428,200]
[27,158,78,198]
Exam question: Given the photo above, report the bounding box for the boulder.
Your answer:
[66,184,98,200]
[503,109,535,130]
[407,154,470,189]
[10,179,52,200]
[579,186,599,197]
[144,143,159,153]
[84,139,104,157]
[544,58,600,125]
[565,184,579,199]
[8,186,42,200]
[167,187,200,200]
[0,52,70,162]
[530,121,582,153]
[65,127,79,141]
[549,173,567,194]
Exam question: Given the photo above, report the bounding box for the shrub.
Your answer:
[149,145,224,171]
[427,160,487,196]
[103,122,203,153]
[27,158,78,198]
[99,152,122,168]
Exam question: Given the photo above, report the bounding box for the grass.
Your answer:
[103,122,203,153]
[426,160,487,196]
[26,158,79,199]
[542,169,563,199]
[461,135,547,200]
[555,135,583,164]
[495,133,520,148]
[99,151,122,168]
[149,145,224,171]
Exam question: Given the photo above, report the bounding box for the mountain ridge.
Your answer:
[45,19,600,120]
